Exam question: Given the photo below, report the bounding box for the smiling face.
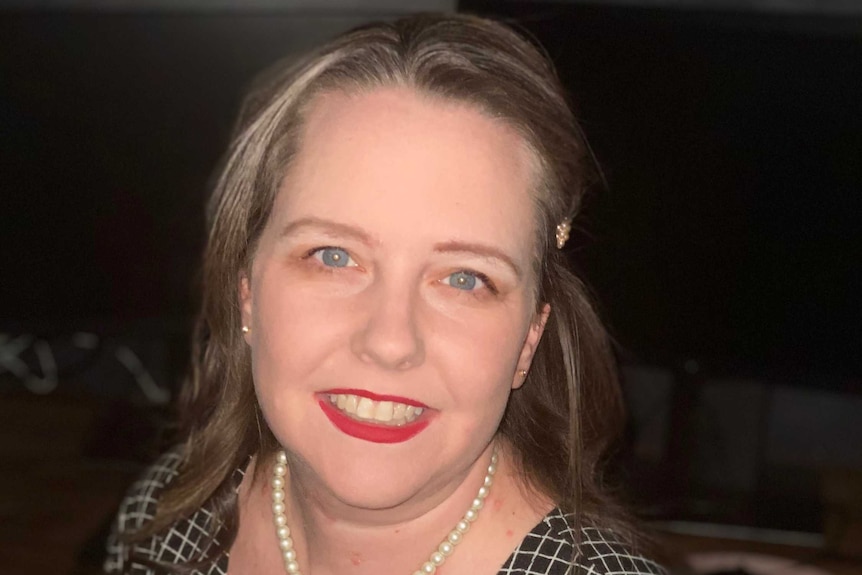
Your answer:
[240,86,548,512]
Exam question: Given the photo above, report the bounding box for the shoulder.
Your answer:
[501,508,667,575]
[111,450,185,535]
[103,449,230,575]
[575,523,667,575]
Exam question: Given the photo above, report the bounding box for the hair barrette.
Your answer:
[555,219,572,249]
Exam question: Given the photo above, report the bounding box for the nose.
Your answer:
[351,276,425,370]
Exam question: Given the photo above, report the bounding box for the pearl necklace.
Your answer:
[271,447,498,575]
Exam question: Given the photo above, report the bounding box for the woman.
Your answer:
[105,13,666,575]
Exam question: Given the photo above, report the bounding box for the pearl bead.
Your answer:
[421,561,436,573]
[439,541,453,555]
[477,486,489,499]
[464,509,478,522]
[431,552,445,565]
[456,520,470,533]
[471,497,483,510]
[272,490,285,502]
[277,526,291,540]
[273,464,287,477]
[274,513,287,527]
[285,559,300,573]
[279,538,293,551]
[283,549,297,561]
[447,530,462,545]
[272,476,285,489]
[273,502,285,515]
[277,451,288,464]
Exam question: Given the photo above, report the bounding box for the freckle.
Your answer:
[493,497,504,511]
[350,551,362,566]
[394,528,400,534]
[506,529,514,537]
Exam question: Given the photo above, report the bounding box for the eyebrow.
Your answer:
[279,217,374,246]
[433,241,522,279]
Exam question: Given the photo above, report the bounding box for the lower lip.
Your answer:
[318,399,431,444]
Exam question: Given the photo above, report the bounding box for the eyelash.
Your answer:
[302,246,498,295]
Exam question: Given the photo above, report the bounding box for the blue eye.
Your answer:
[314,247,353,268]
[448,271,479,290]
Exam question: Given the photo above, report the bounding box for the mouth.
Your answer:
[317,389,432,444]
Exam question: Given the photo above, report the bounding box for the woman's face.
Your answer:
[241,86,548,512]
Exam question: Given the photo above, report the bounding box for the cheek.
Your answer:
[250,267,356,389]
[429,306,529,402]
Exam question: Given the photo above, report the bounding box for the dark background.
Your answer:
[463,1,862,385]
[1,1,861,573]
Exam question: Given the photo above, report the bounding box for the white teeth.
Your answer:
[356,397,375,419]
[374,401,394,422]
[326,393,424,426]
[345,394,358,413]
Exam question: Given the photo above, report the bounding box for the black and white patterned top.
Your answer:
[105,451,666,575]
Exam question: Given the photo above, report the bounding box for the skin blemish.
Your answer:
[492,497,504,511]
[506,529,514,537]
[350,551,362,566]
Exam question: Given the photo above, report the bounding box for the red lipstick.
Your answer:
[318,396,431,444]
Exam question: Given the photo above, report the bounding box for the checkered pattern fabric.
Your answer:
[498,512,667,574]
[105,452,666,575]
[104,450,228,575]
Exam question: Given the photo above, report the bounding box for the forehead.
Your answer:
[273,87,538,258]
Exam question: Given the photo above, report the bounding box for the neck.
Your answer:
[282,443,498,575]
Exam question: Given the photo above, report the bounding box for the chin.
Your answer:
[309,452,436,512]
[274,426,422,502]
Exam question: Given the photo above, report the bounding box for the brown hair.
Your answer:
[134,11,635,563]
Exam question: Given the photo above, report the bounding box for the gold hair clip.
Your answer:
[555,219,571,249]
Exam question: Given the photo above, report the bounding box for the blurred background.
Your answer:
[1,0,860,573]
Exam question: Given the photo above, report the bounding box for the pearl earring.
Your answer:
[519,369,528,379]
[241,326,250,334]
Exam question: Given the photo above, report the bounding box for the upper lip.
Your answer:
[321,388,429,408]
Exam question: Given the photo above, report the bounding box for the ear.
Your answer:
[512,303,550,389]
[239,274,253,345]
